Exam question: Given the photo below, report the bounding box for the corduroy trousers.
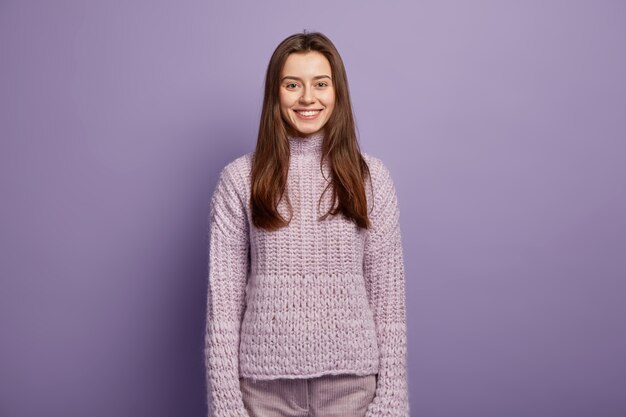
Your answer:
[239,373,377,417]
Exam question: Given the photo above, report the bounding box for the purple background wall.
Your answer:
[1,1,625,416]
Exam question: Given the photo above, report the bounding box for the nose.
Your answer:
[299,86,315,104]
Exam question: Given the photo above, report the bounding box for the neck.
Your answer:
[287,131,325,155]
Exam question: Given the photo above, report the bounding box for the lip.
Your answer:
[294,109,323,120]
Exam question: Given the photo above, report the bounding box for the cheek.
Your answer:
[278,97,291,117]
[324,95,336,115]
[323,90,336,109]
[279,93,296,111]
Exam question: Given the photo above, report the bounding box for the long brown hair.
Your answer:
[251,31,371,231]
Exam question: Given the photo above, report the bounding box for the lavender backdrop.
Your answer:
[1,1,625,416]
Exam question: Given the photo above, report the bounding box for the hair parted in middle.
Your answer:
[251,31,372,231]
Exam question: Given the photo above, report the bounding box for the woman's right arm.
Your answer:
[205,161,250,417]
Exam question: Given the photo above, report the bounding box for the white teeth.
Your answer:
[297,110,321,116]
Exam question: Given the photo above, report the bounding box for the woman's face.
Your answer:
[279,51,336,137]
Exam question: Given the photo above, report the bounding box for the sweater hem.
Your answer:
[239,368,378,381]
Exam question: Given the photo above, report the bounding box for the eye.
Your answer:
[317,81,328,88]
[286,82,298,89]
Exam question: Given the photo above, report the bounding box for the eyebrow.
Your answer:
[281,75,332,82]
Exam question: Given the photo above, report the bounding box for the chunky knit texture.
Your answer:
[205,132,409,417]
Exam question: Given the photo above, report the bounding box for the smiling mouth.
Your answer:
[294,109,322,118]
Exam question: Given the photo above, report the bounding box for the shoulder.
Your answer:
[218,152,254,187]
[212,152,253,203]
[361,151,396,189]
[362,151,382,168]
[361,152,402,221]
[220,151,254,180]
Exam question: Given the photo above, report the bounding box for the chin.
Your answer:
[292,123,325,136]
[298,128,318,135]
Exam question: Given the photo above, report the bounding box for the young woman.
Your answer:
[205,31,409,417]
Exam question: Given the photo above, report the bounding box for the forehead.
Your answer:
[281,51,332,78]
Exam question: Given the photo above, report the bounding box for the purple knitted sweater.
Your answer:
[205,132,409,416]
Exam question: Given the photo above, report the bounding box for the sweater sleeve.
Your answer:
[204,163,250,417]
[363,158,410,417]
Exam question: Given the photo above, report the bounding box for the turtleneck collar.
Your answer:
[287,131,325,155]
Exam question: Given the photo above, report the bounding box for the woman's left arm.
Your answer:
[363,157,410,417]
